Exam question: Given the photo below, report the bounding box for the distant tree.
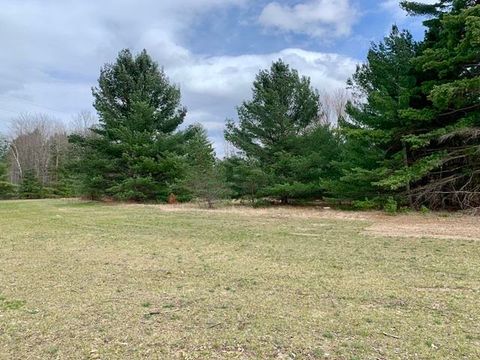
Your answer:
[7,114,70,197]
[70,110,98,136]
[221,157,268,203]
[0,135,15,199]
[70,49,192,201]
[318,88,351,125]
[18,170,43,199]
[0,135,8,159]
[184,125,230,208]
[225,60,338,203]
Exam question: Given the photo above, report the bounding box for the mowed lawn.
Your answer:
[0,200,479,359]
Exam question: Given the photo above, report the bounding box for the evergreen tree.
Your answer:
[332,2,480,210]
[70,49,191,201]
[221,157,268,203]
[383,2,480,209]
[0,136,15,199]
[184,126,230,208]
[18,170,43,199]
[326,27,418,207]
[225,60,338,203]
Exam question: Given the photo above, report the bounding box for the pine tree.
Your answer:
[221,157,268,203]
[18,170,43,199]
[184,126,230,208]
[326,27,418,207]
[383,2,480,209]
[225,60,338,203]
[70,49,191,201]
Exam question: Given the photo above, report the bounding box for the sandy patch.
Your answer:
[123,203,480,241]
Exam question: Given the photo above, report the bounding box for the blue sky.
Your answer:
[0,0,431,155]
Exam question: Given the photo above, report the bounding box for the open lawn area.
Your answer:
[0,199,479,359]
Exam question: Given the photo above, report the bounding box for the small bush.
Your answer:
[420,205,430,214]
[352,198,380,211]
[384,197,398,214]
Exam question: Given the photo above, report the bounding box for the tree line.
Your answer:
[0,0,478,211]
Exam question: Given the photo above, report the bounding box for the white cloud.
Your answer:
[167,48,357,155]
[259,0,359,38]
[0,0,358,156]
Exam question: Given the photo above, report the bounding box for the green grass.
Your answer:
[0,199,479,359]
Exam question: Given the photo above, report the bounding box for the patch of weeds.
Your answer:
[141,302,152,308]
[323,331,334,339]
[312,348,325,357]
[352,198,381,211]
[352,341,366,350]
[398,206,413,214]
[62,201,98,208]
[358,329,370,337]
[46,346,59,355]
[170,314,181,321]
[0,298,26,310]
[163,303,175,309]
[420,205,430,214]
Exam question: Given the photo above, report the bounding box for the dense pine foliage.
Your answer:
[69,49,213,201]
[0,1,478,211]
[225,60,339,204]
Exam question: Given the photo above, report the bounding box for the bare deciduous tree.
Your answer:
[8,113,68,185]
[70,110,98,136]
[318,88,352,125]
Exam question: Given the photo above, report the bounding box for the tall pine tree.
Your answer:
[225,60,338,203]
[70,49,192,201]
[184,125,230,208]
[326,27,418,206]
[381,1,480,209]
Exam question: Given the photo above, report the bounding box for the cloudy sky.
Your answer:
[0,0,431,155]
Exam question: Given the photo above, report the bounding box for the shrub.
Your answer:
[352,198,381,211]
[420,205,430,214]
[384,197,398,214]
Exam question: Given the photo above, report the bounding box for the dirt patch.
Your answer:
[363,213,480,241]
[126,203,480,241]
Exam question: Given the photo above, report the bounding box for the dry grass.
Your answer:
[0,199,479,359]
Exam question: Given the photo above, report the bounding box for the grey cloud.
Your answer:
[0,0,358,155]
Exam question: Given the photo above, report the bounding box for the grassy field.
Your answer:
[0,200,479,359]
